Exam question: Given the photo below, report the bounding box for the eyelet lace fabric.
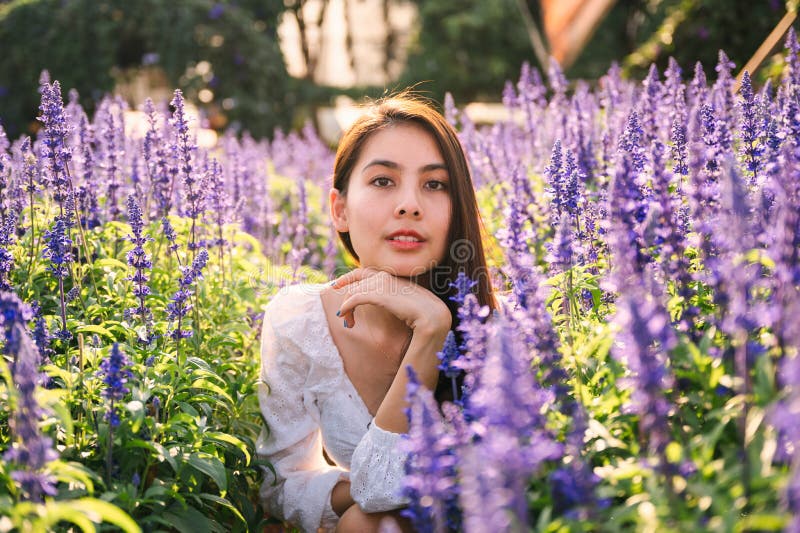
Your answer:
[256,283,408,532]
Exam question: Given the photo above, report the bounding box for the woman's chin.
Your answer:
[379,260,439,278]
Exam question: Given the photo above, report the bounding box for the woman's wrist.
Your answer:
[331,480,355,516]
[411,303,451,341]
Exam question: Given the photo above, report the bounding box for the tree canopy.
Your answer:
[0,0,292,137]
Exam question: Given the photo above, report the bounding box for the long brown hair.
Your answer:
[332,93,496,313]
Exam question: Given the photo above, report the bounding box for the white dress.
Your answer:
[256,283,409,532]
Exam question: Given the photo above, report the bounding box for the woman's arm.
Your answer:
[373,321,450,433]
[258,289,349,531]
[333,269,453,433]
[331,480,355,516]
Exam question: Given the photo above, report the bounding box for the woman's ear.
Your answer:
[329,188,349,232]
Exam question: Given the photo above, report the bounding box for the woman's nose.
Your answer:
[394,184,422,217]
[395,198,421,217]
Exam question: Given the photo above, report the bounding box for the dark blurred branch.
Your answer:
[515,0,549,70]
[734,9,797,93]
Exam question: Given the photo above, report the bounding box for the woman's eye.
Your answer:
[371,177,392,187]
[425,180,448,191]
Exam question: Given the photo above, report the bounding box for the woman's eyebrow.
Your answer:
[361,160,448,173]
[362,159,399,171]
[420,163,448,173]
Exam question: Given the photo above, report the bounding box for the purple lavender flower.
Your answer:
[400,367,461,533]
[670,91,689,179]
[30,301,54,365]
[143,99,172,218]
[688,62,707,107]
[606,152,650,282]
[436,331,461,400]
[546,215,574,275]
[443,92,459,128]
[613,286,676,460]
[1,292,58,501]
[449,271,478,306]
[498,165,534,261]
[161,216,179,255]
[544,140,584,221]
[637,64,663,144]
[712,50,736,122]
[42,216,73,280]
[205,158,229,248]
[37,80,73,208]
[771,325,800,528]
[167,248,209,340]
[97,342,133,428]
[617,111,646,173]
[75,114,101,229]
[125,196,153,325]
[171,89,203,252]
[738,71,764,180]
[461,320,562,528]
[1,291,34,359]
[663,57,683,107]
[96,97,124,220]
[549,409,602,519]
[0,208,18,291]
[42,209,74,341]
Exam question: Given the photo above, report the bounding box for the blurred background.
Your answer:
[0,0,796,141]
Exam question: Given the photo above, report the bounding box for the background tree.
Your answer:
[0,0,292,138]
[401,0,794,105]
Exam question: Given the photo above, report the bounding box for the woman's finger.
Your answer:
[330,267,381,289]
[338,274,415,328]
[338,274,386,328]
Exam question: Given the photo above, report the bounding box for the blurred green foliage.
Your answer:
[399,0,537,104]
[402,0,794,105]
[0,0,292,138]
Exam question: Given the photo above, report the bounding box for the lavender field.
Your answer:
[1,29,800,532]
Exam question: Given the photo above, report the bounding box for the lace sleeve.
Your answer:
[256,294,348,532]
[349,420,409,512]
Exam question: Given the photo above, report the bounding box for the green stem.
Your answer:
[106,404,114,487]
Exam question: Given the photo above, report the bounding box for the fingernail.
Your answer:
[343,319,348,328]
[335,310,340,316]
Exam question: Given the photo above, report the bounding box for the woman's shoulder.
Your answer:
[263,282,327,328]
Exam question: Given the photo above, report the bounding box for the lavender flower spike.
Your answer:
[462,320,562,529]
[400,366,461,533]
[167,248,209,340]
[612,286,676,460]
[37,80,73,207]
[125,195,153,329]
[1,292,58,501]
[97,343,133,428]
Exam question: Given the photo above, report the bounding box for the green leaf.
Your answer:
[157,502,216,533]
[75,324,116,341]
[48,461,98,494]
[197,493,246,526]
[65,498,142,533]
[95,257,129,270]
[191,379,234,407]
[186,452,228,494]
[203,431,251,465]
[151,442,179,472]
[735,513,786,532]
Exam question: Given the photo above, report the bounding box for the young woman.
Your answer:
[256,94,496,532]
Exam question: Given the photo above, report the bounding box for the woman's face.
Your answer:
[330,122,453,277]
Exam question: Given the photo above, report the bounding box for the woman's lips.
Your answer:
[386,237,425,250]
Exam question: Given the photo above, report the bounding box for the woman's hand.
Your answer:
[331,268,451,433]
[331,268,451,338]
